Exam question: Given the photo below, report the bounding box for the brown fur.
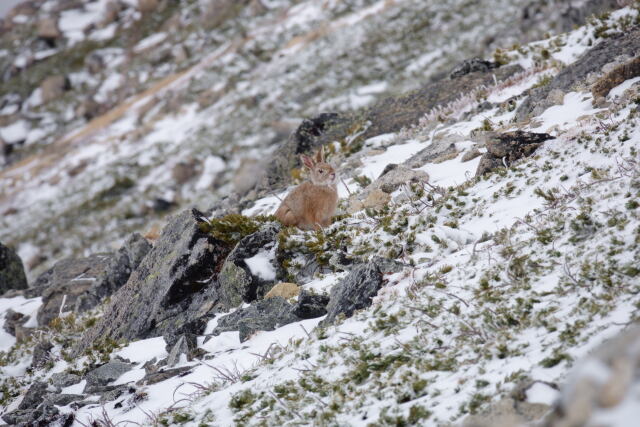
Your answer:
[275,147,338,230]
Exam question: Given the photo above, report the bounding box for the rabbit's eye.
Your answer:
[319,170,324,174]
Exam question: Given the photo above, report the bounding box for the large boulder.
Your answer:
[321,262,384,325]
[76,210,233,354]
[475,131,553,176]
[212,296,301,342]
[0,241,28,294]
[35,253,114,327]
[516,27,640,121]
[218,222,281,307]
[74,233,151,312]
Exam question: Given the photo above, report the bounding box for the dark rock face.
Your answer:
[322,262,384,325]
[260,113,346,191]
[18,381,49,410]
[294,290,330,319]
[35,254,114,327]
[449,58,499,79]
[516,28,640,121]
[212,296,301,342]
[75,233,151,312]
[218,222,280,307]
[76,210,233,354]
[0,241,28,294]
[3,309,28,336]
[475,131,553,176]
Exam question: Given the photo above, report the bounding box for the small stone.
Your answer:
[165,334,196,367]
[461,148,482,162]
[264,282,299,300]
[31,340,54,369]
[294,290,329,319]
[40,75,70,104]
[0,241,28,294]
[37,18,62,40]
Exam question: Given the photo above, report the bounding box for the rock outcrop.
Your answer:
[0,241,28,294]
[35,253,114,327]
[77,210,233,353]
[322,262,384,325]
[475,131,553,176]
[516,27,640,121]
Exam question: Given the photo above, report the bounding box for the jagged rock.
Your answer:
[516,27,640,121]
[463,396,551,427]
[137,366,192,386]
[321,262,384,325]
[2,403,60,426]
[40,75,70,104]
[75,233,151,312]
[475,131,553,176]
[212,297,301,342]
[19,381,50,410]
[293,290,329,319]
[218,222,280,307]
[264,282,300,300]
[37,18,62,41]
[3,309,28,336]
[85,361,134,390]
[450,58,499,79]
[35,253,114,327]
[76,210,232,354]
[45,393,84,407]
[404,141,459,168]
[0,241,28,294]
[50,372,81,390]
[165,334,197,366]
[260,112,347,192]
[31,340,54,369]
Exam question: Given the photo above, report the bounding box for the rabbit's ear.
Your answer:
[300,154,315,169]
[316,146,325,163]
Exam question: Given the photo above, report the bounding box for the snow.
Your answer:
[608,76,640,99]
[62,380,87,395]
[194,155,225,190]
[244,246,276,281]
[0,119,30,143]
[526,382,560,406]
[358,139,425,180]
[133,32,168,53]
[94,73,124,104]
[0,296,42,351]
[532,91,604,133]
[115,337,168,363]
[59,0,114,44]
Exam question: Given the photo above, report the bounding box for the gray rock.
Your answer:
[35,253,114,327]
[3,309,28,336]
[165,334,197,367]
[450,58,499,79]
[293,290,329,319]
[76,210,232,354]
[0,241,28,294]
[50,372,81,389]
[85,361,134,389]
[321,262,384,325]
[18,381,49,410]
[516,27,640,121]
[475,131,553,176]
[219,222,281,307]
[212,297,301,342]
[137,366,192,386]
[31,340,54,369]
[45,393,84,407]
[1,403,61,426]
[75,233,151,312]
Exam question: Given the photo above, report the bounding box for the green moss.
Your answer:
[199,214,274,244]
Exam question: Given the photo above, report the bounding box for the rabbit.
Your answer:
[275,147,338,230]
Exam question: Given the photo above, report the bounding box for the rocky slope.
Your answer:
[1,1,640,426]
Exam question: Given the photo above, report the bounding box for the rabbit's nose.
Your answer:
[330,173,336,180]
